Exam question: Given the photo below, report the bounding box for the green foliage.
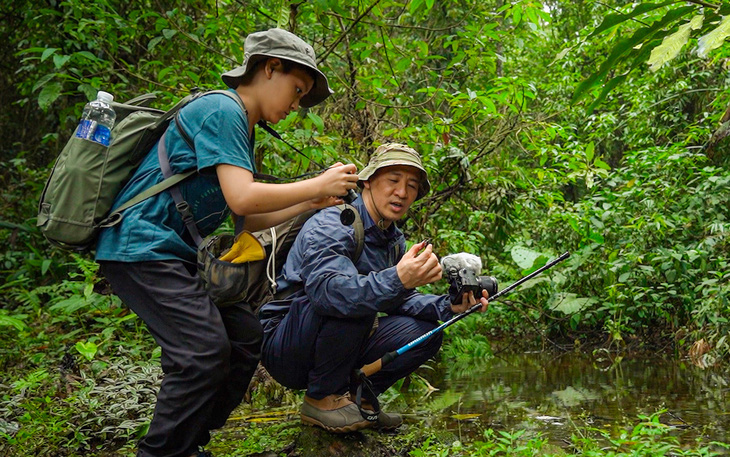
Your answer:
[3,0,730,453]
[402,411,730,456]
[573,411,730,457]
[572,2,730,111]
[2,357,161,455]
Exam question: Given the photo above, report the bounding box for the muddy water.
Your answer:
[410,351,730,447]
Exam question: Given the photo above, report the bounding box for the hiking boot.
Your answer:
[361,401,403,431]
[301,394,371,433]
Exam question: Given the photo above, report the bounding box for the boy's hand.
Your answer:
[396,240,442,289]
[318,163,359,198]
[308,195,343,210]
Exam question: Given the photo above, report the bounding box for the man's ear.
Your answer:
[362,179,371,190]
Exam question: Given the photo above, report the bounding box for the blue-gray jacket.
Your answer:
[259,196,455,335]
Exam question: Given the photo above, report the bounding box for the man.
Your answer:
[259,143,489,433]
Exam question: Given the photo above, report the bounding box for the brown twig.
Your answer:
[324,4,478,33]
[318,0,383,64]
[684,0,720,9]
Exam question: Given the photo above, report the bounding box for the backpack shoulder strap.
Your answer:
[100,90,246,233]
[352,208,364,263]
[336,204,364,262]
[100,170,196,228]
[152,88,246,133]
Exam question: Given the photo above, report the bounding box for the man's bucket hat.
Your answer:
[221,28,333,108]
[358,143,431,201]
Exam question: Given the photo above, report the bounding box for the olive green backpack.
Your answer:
[37,90,240,251]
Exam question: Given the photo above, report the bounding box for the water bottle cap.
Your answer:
[97,91,114,103]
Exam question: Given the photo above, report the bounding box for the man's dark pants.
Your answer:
[100,260,263,457]
[262,298,442,401]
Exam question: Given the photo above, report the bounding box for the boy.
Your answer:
[96,28,358,457]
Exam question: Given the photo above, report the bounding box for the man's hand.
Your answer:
[450,289,489,314]
[396,241,442,289]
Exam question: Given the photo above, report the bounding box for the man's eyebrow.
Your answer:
[388,170,420,180]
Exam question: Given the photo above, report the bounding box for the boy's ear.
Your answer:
[266,58,281,77]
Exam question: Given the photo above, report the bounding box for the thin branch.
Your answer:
[317,0,382,64]
[162,11,238,65]
[324,4,479,33]
[684,0,720,9]
[595,1,650,27]
[104,50,175,92]
[646,88,722,110]
[379,26,398,88]
[328,69,446,109]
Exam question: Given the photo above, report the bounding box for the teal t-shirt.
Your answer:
[95,90,255,263]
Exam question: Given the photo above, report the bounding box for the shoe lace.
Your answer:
[333,393,352,407]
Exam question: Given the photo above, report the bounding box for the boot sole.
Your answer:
[301,414,371,433]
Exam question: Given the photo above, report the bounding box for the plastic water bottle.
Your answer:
[75,90,116,146]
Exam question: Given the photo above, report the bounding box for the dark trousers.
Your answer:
[262,298,442,401]
[100,260,263,457]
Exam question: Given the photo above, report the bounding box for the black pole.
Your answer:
[359,251,571,377]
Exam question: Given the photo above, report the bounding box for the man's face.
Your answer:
[363,165,421,224]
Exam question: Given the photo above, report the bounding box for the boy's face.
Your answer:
[362,165,421,226]
[263,62,314,123]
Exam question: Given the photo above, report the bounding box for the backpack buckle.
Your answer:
[175,201,193,219]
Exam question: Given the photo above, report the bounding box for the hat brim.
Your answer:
[358,161,431,201]
[221,53,333,108]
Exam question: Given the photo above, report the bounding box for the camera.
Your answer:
[446,267,498,305]
[343,189,358,204]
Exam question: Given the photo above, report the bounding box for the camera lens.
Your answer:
[477,276,498,297]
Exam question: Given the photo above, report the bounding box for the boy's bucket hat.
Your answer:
[358,143,431,200]
[221,28,333,108]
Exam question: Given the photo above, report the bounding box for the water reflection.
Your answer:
[410,351,729,446]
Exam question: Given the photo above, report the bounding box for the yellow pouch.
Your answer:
[218,232,265,263]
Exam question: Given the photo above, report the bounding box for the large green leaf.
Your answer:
[585,72,628,113]
[511,246,545,270]
[588,1,677,38]
[648,15,703,71]
[32,73,57,92]
[75,341,98,361]
[697,15,730,58]
[574,5,695,105]
[0,314,28,331]
[307,112,325,133]
[40,47,58,62]
[38,82,62,111]
[550,293,595,314]
[409,0,425,16]
[49,296,87,314]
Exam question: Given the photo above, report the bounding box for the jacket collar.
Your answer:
[352,194,401,243]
